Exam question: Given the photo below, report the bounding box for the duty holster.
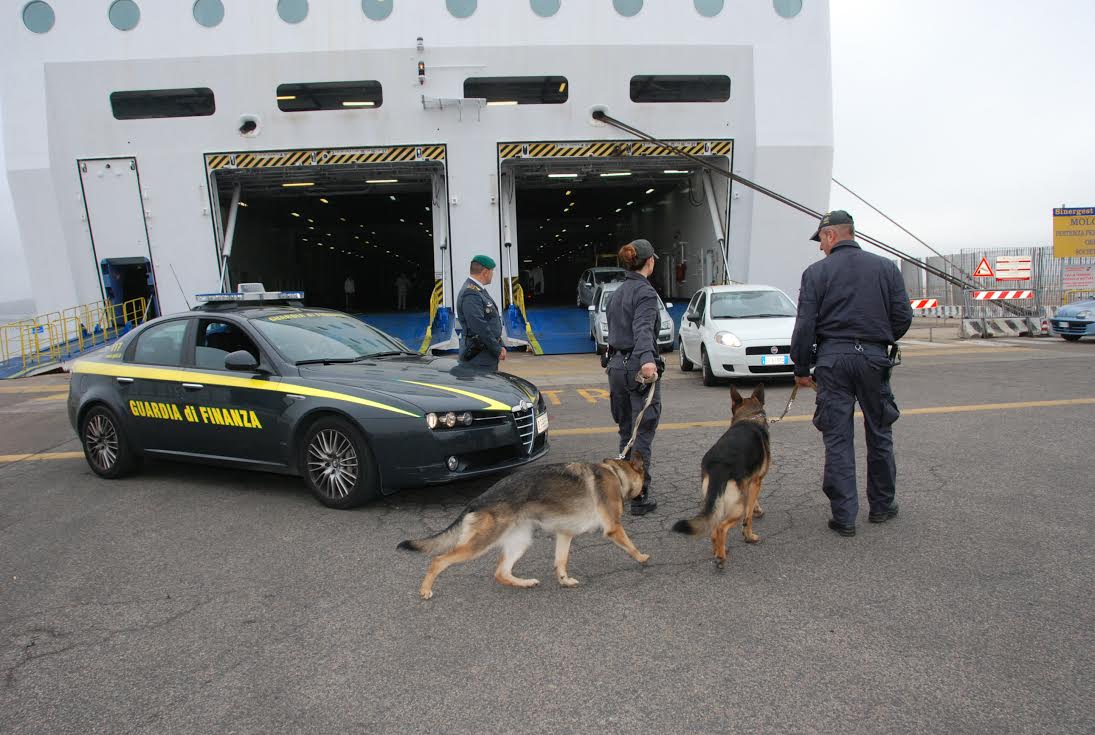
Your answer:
[460,335,484,362]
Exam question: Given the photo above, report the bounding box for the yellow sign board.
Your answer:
[1053,207,1095,258]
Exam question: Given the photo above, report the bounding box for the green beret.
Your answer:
[472,255,497,269]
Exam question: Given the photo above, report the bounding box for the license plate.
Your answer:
[536,413,549,434]
[760,355,790,365]
[1060,322,1070,328]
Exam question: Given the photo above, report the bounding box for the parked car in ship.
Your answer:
[576,267,626,308]
[588,281,675,354]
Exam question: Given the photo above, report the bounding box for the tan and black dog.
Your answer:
[398,454,650,599]
[672,385,770,569]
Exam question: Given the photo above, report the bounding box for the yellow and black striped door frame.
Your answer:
[497,139,732,160]
[205,144,447,172]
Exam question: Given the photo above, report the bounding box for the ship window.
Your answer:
[464,76,568,105]
[629,75,731,103]
[276,81,383,112]
[22,1,55,33]
[110,88,216,120]
[361,0,392,21]
[694,0,724,17]
[193,0,224,27]
[613,0,642,17]
[277,0,308,24]
[446,0,476,18]
[108,0,140,31]
[773,0,802,19]
[529,0,560,17]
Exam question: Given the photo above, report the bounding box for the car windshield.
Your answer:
[594,270,625,284]
[709,291,796,319]
[251,312,410,363]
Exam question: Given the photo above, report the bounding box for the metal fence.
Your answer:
[902,246,1095,318]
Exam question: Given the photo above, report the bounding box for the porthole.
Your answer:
[108,0,140,31]
[530,0,560,18]
[277,0,308,24]
[446,0,476,19]
[22,1,55,33]
[613,0,642,17]
[192,0,224,27]
[694,0,724,18]
[773,0,802,19]
[361,0,392,21]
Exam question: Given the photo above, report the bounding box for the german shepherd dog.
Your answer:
[672,385,770,569]
[398,454,650,599]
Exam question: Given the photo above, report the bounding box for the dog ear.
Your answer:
[628,451,645,474]
[751,383,765,405]
[730,385,743,411]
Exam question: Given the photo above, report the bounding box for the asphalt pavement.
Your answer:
[1,333,1093,734]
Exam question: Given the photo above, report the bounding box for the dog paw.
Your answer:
[714,558,726,571]
[744,532,760,544]
[420,590,434,600]
[558,576,580,588]
[635,552,650,564]
[752,506,765,518]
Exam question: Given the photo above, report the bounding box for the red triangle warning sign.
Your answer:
[973,256,995,278]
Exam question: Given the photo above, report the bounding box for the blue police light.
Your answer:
[195,290,305,304]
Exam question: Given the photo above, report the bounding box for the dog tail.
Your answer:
[672,464,735,536]
[397,511,468,555]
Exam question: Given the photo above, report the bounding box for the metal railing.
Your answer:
[0,297,149,376]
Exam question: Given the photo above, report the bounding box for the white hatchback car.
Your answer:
[677,285,799,385]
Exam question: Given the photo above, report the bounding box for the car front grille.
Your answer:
[513,407,536,455]
[745,345,791,355]
[748,365,795,374]
[1052,319,1090,335]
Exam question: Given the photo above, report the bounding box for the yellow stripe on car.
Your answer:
[71,360,420,418]
[399,380,511,411]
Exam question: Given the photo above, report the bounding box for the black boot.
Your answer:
[630,491,657,516]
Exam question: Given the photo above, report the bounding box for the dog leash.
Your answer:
[768,381,815,424]
[616,373,659,460]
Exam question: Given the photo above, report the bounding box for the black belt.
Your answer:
[820,338,889,348]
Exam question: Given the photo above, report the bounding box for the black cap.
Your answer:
[810,210,854,241]
[629,238,659,261]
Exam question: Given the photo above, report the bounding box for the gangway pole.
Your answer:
[703,169,731,285]
[219,183,241,292]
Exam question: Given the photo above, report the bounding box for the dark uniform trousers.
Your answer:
[812,341,901,524]
[607,355,662,492]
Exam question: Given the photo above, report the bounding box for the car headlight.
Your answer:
[714,331,742,347]
[661,319,672,329]
[426,411,473,430]
[426,413,439,429]
[1076,310,1093,319]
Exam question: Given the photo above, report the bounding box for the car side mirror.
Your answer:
[587,305,595,312]
[686,313,701,325]
[224,350,259,372]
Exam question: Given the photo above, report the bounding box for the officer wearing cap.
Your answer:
[456,255,506,371]
[606,238,662,515]
[790,210,913,537]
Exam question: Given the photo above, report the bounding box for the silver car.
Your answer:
[576,267,627,308]
[588,281,675,354]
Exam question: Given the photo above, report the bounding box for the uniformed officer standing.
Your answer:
[606,239,662,515]
[790,211,913,537]
[456,255,506,371]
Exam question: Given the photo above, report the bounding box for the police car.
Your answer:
[67,287,549,509]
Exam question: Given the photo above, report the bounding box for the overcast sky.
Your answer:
[828,0,1095,259]
[2,1,1093,266]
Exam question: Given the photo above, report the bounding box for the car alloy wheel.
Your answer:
[80,405,137,479]
[300,417,379,508]
[306,428,360,500]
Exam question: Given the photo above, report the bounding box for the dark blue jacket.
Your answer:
[456,277,504,360]
[790,240,913,377]
[607,271,659,368]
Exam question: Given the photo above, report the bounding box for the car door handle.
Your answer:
[115,377,133,385]
[181,383,204,391]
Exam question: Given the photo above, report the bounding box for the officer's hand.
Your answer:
[499,347,507,361]
[795,375,815,389]
[640,362,657,379]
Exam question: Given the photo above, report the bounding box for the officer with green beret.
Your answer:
[456,255,506,370]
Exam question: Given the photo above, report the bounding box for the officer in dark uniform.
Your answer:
[606,239,662,515]
[456,255,506,371]
[790,211,913,537]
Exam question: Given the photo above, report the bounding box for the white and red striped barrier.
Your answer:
[972,290,1034,300]
[909,298,938,309]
